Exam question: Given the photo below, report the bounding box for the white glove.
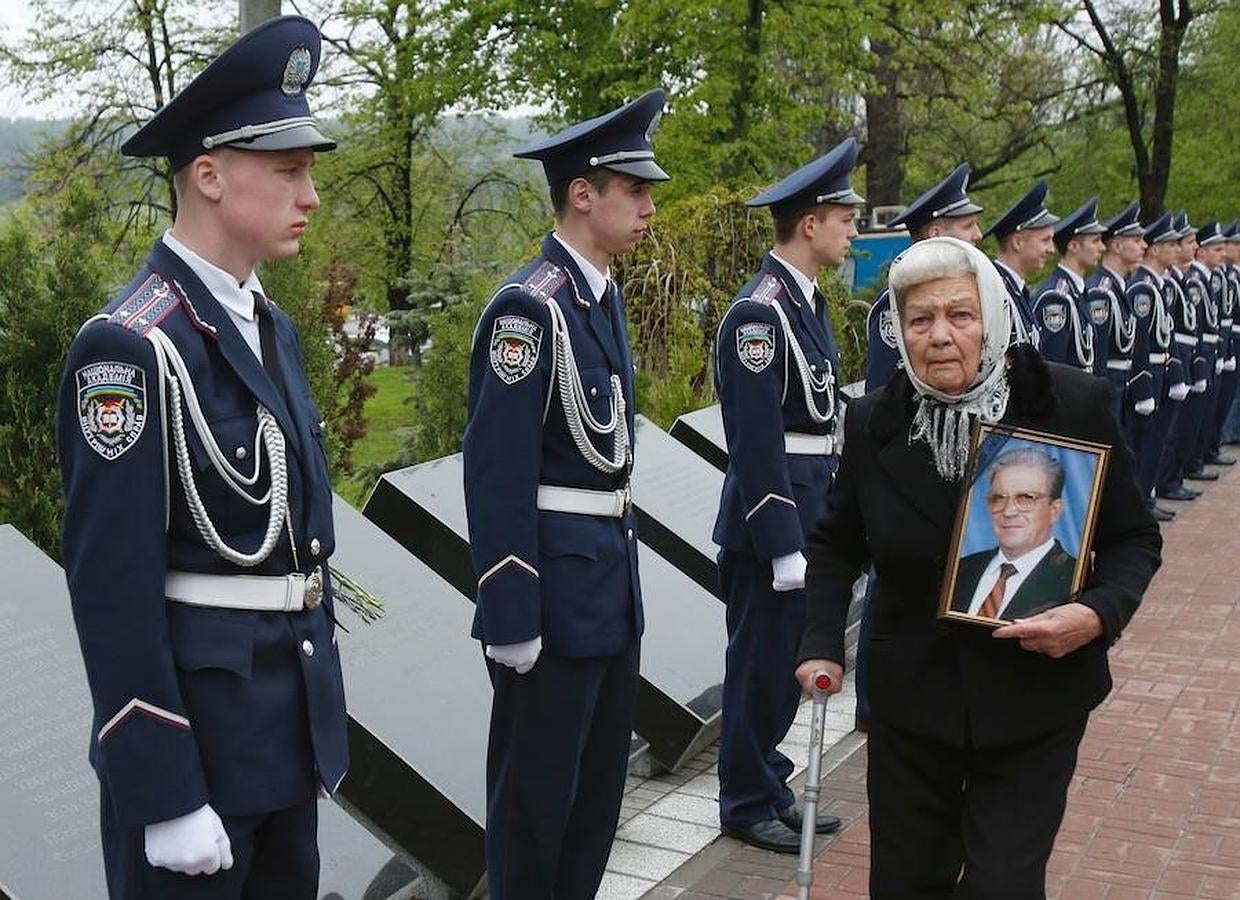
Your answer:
[771,551,807,592]
[1192,378,1207,393]
[1133,397,1156,416]
[1224,357,1237,372]
[1216,358,1226,374]
[486,636,542,674]
[1169,382,1190,401]
[144,803,233,875]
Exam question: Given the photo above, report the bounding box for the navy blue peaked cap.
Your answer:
[1173,211,1193,238]
[1225,221,1240,241]
[1143,213,1178,244]
[1102,201,1143,238]
[984,179,1059,240]
[1196,220,1224,246]
[746,137,866,214]
[1054,197,1106,239]
[515,89,670,185]
[122,16,334,171]
[889,162,982,233]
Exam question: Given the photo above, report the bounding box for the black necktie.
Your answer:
[252,291,287,402]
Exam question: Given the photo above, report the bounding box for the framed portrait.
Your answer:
[937,424,1111,627]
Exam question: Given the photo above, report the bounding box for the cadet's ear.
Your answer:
[183,153,224,203]
[565,176,594,215]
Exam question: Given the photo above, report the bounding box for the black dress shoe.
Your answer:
[1157,487,1199,501]
[722,818,802,853]
[1151,505,1175,522]
[1204,453,1237,465]
[1185,468,1219,481]
[779,805,842,835]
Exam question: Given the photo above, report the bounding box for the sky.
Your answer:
[0,3,57,118]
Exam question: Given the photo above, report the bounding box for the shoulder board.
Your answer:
[522,261,568,300]
[108,273,184,337]
[748,274,784,305]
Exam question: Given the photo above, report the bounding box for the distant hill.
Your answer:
[0,118,70,203]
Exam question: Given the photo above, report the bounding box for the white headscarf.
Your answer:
[888,236,1013,480]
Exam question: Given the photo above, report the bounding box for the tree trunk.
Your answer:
[863,35,904,207]
[1141,3,1191,217]
[723,0,764,180]
[239,0,282,32]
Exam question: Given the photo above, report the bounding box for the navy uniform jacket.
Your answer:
[1166,266,1206,388]
[993,260,1039,348]
[1226,263,1240,367]
[864,289,901,392]
[1186,261,1220,381]
[1124,266,1168,408]
[463,235,642,658]
[712,254,840,558]
[57,240,348,830]
[1086,266,1130,377]
[1034,265,1094,370]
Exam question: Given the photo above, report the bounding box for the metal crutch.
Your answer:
[796,671,834,900]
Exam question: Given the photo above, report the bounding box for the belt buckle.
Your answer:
[303,566,323,610]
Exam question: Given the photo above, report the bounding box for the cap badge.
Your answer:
[282,46,313,96]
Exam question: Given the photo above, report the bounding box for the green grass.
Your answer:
[337,364,414,508]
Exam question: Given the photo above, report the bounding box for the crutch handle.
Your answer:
[813,671,834,694]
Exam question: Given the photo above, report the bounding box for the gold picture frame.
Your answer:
[937,423,1111,628]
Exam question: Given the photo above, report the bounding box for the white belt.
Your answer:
[1105,360,1132,371]
[166,567,324,612]
[1233,325,1240,334]
[1222,319,1234,327]
[1149,353,1168,364]
[536,484,630,518]
[1203,334,1220,344]
[785,432,837,455]
[1175,333,1198,346]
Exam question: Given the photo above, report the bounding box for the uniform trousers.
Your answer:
[1190,375,1220,469]
[484,641,640,900]
[100,786,319,900]
[1104,370,1128,435]
[718,549,805,828]
[867,714,1087,900]
[1156,391,1206,492]
[1207,368,1237,455]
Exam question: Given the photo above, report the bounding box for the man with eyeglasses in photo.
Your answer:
[950,447,1077,621]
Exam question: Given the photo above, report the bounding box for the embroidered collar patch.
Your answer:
[736,321,776,373]
[490,315,543,384]
[76,361,147,460]
[749,275,783,306]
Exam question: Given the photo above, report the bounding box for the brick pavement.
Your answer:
[648,461,1240,899]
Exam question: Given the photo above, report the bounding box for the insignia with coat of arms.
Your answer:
[878,308,898,348]
[1132,292,1153,318]
[489,315,543,384]
[281,46,313,96]
[1041,303,1067,333]
[1089,298,1110,325]
[76,361,146,460]
[737,322,776,373]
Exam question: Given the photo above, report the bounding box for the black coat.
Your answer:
[952,539,1077,620]
[800,354,1161,748]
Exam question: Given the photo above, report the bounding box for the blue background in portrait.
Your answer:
[960,434,1100,558]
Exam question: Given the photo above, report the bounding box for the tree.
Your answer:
[1053,0,1224,216]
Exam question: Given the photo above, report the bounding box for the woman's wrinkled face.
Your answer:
[900,274,984,395]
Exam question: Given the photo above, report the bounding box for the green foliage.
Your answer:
[0,179,116,556]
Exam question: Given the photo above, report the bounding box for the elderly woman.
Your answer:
[796,237,1161,899]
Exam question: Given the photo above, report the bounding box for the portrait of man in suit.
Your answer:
[951,446,1079,621]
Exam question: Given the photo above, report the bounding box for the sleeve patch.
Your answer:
[1131,291,1153,318]
[736,322,776,373]
[1088,296,1110,325]
[489,315,543,384]
[1041,303,1067,333]
[76,361,147,460]
[878,308,898,348]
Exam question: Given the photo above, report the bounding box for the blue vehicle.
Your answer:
[841,229,912,293]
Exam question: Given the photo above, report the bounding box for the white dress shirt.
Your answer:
[770,250,819,306]
[162,230,266,361]
[552,232,609,304]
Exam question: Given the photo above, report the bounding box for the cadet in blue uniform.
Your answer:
[712,139,863,853]
[462,90,666,899]
[1033,198,1107,371]
[1220,222,1240,444]
[987,179,1060,348]
[1135,214,1190,508]
[1087,202,1146,424]
[57,17,347,898]
[1190,221,1236,469]
[864,163,984,392]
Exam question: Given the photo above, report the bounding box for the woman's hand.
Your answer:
[992,602,1103,658]
[795,659,845,698]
